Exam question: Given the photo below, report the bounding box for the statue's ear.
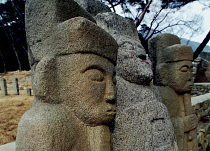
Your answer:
[31,56,58,103]
[155,63,168,86]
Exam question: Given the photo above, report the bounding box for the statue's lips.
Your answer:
[106,109,116,115]
[184,85,193,91]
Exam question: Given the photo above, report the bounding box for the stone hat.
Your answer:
[28,17,118,65]
[157,44,193,64]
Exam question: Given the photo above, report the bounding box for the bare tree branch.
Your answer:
[113,1,122,7]
[146,22,184,40]
[107,0,116,12]
[144,8,164,39]
[145,11,171,40]
[136,0,152,28]
[11,1,22,18]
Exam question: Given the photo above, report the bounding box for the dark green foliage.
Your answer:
[161,0,197,9]
[0,0,30,73]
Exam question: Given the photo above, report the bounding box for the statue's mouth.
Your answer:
[188,85,193,87]
[106,109,116,114]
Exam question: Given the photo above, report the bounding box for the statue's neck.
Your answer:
[73,123,111,151]
[64,110,111,151]
[86,125,111,151]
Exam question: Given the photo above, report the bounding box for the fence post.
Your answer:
[27,88,31,96]
[13,77,19,95]
[0,78,7,95]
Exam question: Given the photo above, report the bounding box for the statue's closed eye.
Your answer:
[180,66,188,72]
[84,69,104,82]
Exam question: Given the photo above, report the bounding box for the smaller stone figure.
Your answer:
[96,13,178,151]
[152,34,198,151]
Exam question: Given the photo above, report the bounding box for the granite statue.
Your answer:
[16,0,118,150]
[149,34,198,151]
[96,12,178,151]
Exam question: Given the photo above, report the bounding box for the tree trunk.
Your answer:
[0,19,22,71]
[0,49,7,73]
[193,30,210,60]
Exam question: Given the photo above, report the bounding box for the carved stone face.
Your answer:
[117,40,153,85]
[57,53,117,125]
[166,61,193,94]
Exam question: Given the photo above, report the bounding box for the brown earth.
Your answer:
[0,70,33,145]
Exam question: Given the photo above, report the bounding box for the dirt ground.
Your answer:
[0,70,33,145]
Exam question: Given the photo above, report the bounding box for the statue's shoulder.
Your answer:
[16,102,76,151]
[19,102,67,122]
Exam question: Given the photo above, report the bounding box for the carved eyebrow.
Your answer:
[81,65,105,74]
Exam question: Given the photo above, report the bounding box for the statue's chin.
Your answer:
[174,89,192,94]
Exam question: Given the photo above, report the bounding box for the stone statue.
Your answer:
[149,34,198,151]
[16,1,118,150]
[96,12,178,151]
[74,0,111,16]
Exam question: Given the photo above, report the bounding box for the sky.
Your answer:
[115,0,210,46]
[0,0,6,3]
[178,1,210,45]
[0,0,209,46]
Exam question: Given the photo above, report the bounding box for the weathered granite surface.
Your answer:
[96,12,153,85]
[151,34,198,151]
[25,0,96,66]
[74,0,111,16]
[16,1,118,150]
[96,12,178,151]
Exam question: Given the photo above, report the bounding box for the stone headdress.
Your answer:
[154,34,193,86]
[26,0,118,66]
[157,44,193,64]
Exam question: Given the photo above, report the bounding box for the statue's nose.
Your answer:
[188,70,193,81]
[105,78,116,104]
